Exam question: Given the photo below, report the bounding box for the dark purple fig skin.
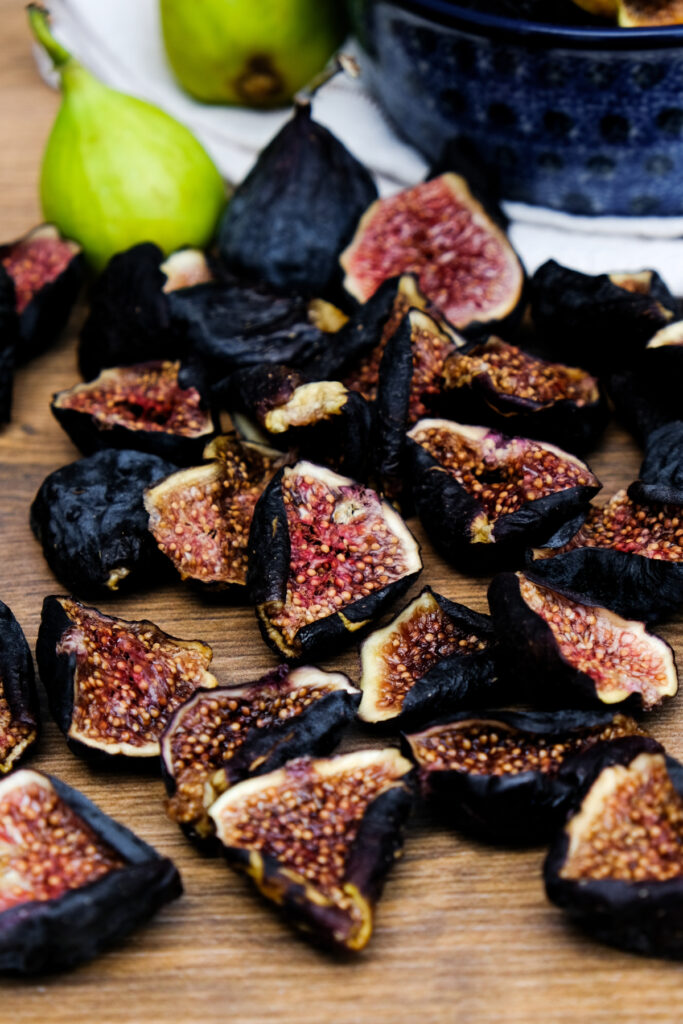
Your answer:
[374,315,421,503]
[402,708,637,844]
[605,367,672,445]
[0,770,181,974]
[0,267,18,424]
[30,449,177,598]
[544,735,683,960]
[0,600,39,772]
[630,422,683,505]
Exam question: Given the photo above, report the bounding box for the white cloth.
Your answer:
[37,0,683,289]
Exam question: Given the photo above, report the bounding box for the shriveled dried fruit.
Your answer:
[209,748,414,951]
[530,488,683,622]
[161,665,360,839]
[145,434,287,594]
[248,461,422,659]
[440,338,607,454]
[632,422,683,505]
[51,361,216,464]
[0,601,38,774]
[403,710,645,842]
[358,587,496,727]
[30,449,176,597]
[0,224,83,364]
[407,419,600,569]
[0,269,17,424]
[607,322,683,443]
[545,737,683,958]
[488,571,677,710]
[36,596,217,764]
[0,768,181,973]
[341,174,524,333]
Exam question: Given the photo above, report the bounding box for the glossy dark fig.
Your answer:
[530,487,683,623]
[51,360,216,463]
[0,224,83,364]
[78,244,213,380]
[0,268,17,424]
[488,571,677,710]
[0,768,181,973]
[217,364,373,480]
[248,460,422,659]
[145,434,288,595]
[30,449,176,597]
[341,174,524,334]
[544,736,683,959]
[632,422,683,505]
[0,601,39,773]
[406,419,600,571]
[530,261,677,371]
[440,338,607,454]
[161,665,360,839]
[218,102,377,296]
[36,596,217,764]
[358,587,497,728]
[209,748,414,951]
[403,710,646,843]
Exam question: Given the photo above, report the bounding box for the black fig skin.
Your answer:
[218,103,378,298]
[30,449,176,597]
[0,600,39,773]
[630,422,683,505]
[0,267,17,424]
[0,770,181,974]
[605,367,672,444]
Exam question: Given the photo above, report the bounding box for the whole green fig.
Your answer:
[29,5,227,273]
[159,0,347,107]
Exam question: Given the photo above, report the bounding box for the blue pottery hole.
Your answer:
[585,62,618,88]
[586,155,616,178]
[488,103,516,129]
[538,152,564,171]
[657,108,683,137]
[543,111,574,138]
[645,154,675,176]
[632,63,667,89]
[600,115,632,144]
[441,89,468,116]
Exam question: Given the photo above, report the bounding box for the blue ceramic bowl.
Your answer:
[350,0,683,215]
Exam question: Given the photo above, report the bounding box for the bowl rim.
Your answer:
[391,0,683,48]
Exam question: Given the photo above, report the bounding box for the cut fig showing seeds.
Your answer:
[488,571,678,710]
[36,596,218,763]
[0,600,39,774]
[145,434,288,594]
[358,587,496,727]
[161,665,360,839]
[340,173,524,332]
[0,768,181,973]
[248,460,422,659]
[406,419,600,569]
[209,748,414,951]
[403,709,646,843]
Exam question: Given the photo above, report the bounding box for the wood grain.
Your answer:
[1,2,682,1020]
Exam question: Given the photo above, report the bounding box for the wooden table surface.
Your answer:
[2,2,683,1020]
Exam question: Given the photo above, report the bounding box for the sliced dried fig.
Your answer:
[358,587,496,727]
[36,596,217,764]
[248,460,422,659]
[407,419,600,570]
[161,665,360,839]
[209,748,414,951]
[341,174,524,333]
[145,434,287,594]
[607,321,683,443]
[488,571,677,710]
[632,422,683,505]
[0,768,181,973]
[0,270,18,424]
[403,710,645,843]
[0,601,38,774]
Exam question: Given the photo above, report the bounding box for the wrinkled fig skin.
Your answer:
[0,268,18,424]
[631,422,683,504]
[488,572,677,710]
[402,710,642,844]
[544,736,683,960]
[0,771,181,974]
[605,368,672,444]
[530,261,677,371]
[218,103,378,297]
[30,449,176,597]
[0,601,39,773]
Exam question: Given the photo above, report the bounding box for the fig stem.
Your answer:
[27,4,73,69]
[295,52,360,108]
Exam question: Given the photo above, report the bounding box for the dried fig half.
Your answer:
[161,665,360,839]
[0,768,181,973]
[51,360,216,464]
[248,461,422,659]
[403,710,645,843]
[407,419,600,570]
[544,737,683,959]
[632,422,683,505]
[488,571,677,710]
[358,587,497,728]
[0,270,18,424]
[209,748,414,951]
[145,434,288,594]
[0,601,39,774]
[36,596,217,764]
[340,174,524,333]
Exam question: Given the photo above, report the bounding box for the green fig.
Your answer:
[159,0,347,108]
[28,5,227,273]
